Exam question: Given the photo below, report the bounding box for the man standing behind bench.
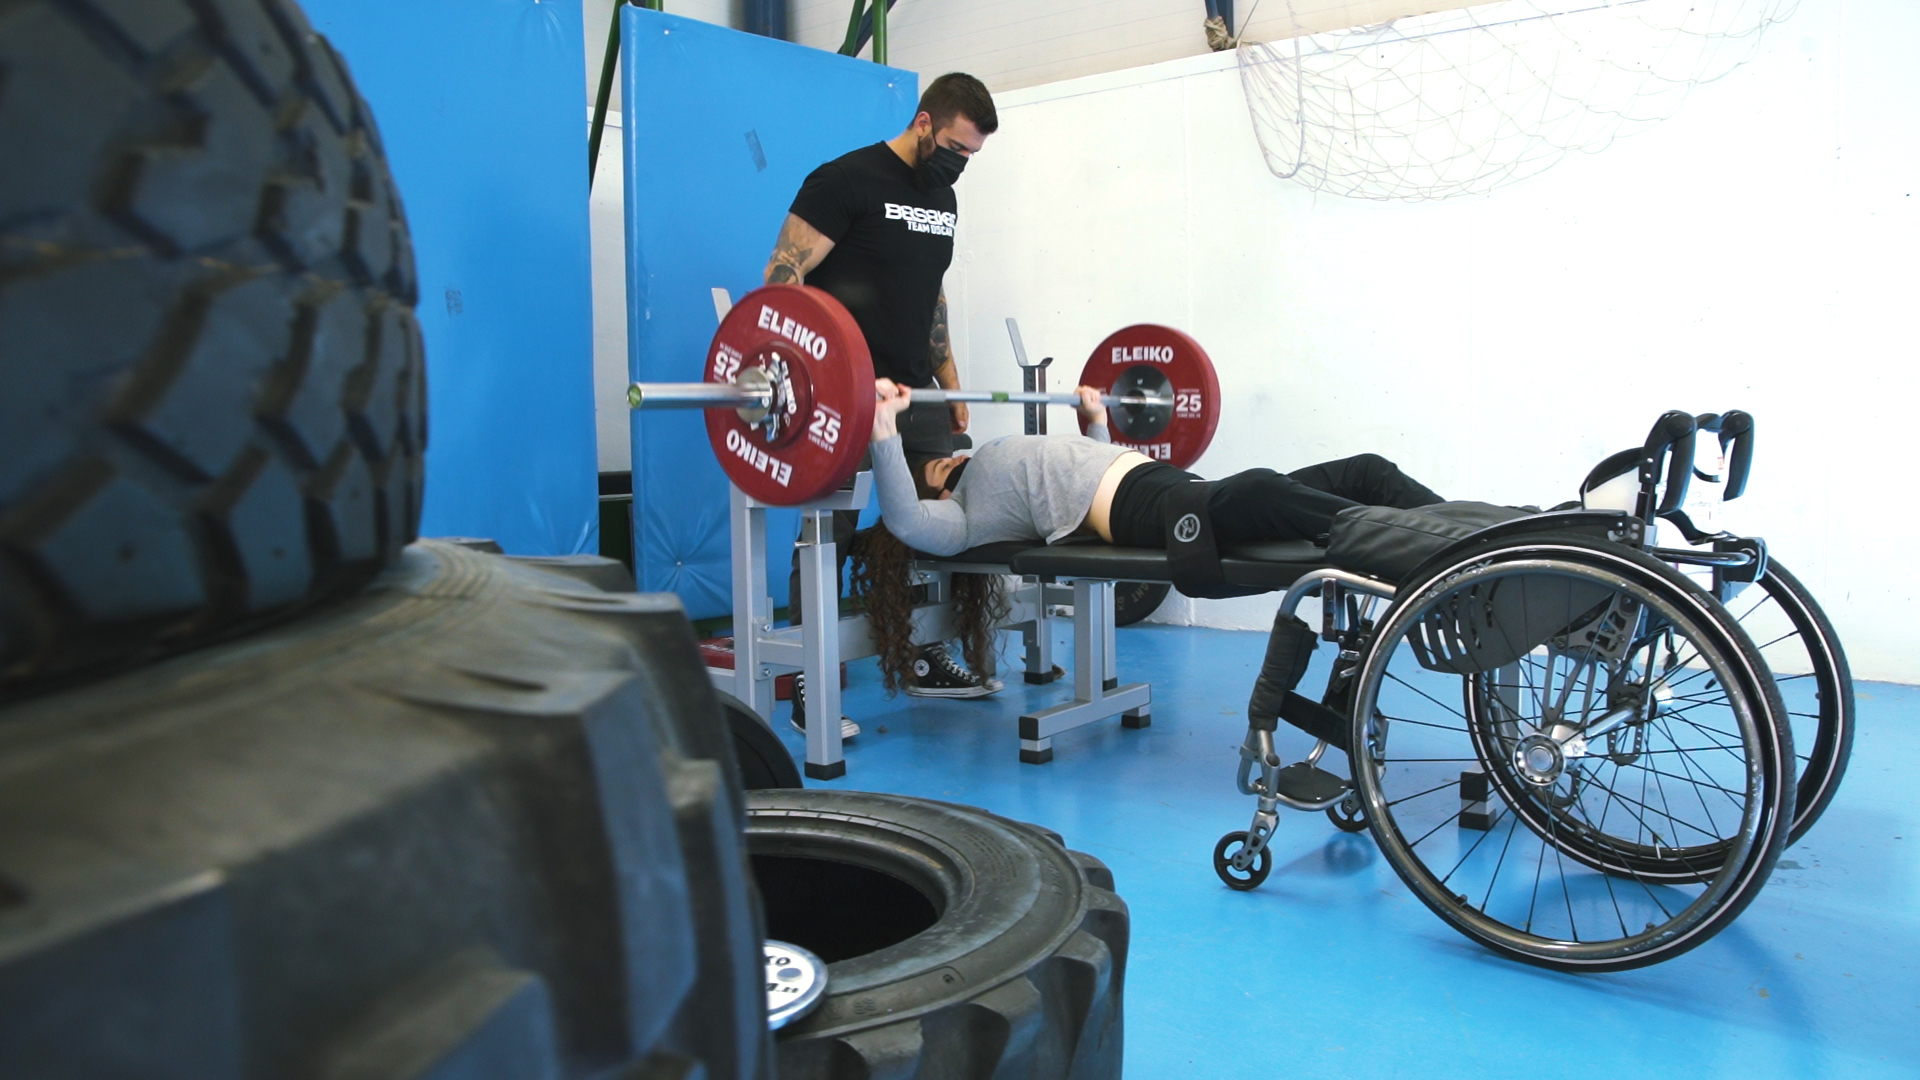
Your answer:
[764,73,1001,737]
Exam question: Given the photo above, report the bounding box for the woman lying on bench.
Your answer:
[868,379,1445,554]
[850,378,1446,694]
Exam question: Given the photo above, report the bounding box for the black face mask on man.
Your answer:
[918,142,968,187]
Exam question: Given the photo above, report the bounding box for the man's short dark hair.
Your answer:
[918,73,998,135]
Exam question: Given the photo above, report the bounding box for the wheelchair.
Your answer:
[1212,410,1853,972]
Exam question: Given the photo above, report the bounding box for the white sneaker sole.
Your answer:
[791,716,861,739]
[904,680,1004,699]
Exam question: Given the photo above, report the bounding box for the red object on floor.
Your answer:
[699,636,845,701]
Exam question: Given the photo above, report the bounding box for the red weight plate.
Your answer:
[705,285,876,505]
[1077,325,1220,469]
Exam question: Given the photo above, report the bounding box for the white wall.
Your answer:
[589,111,630,473]
[582,0,737,113]
[584,1,1515,475]
[787,0,1502,92]
[946,0,1920,682]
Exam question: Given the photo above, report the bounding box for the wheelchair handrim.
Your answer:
[1742,560,1854,845]
[1350,542,1792,970]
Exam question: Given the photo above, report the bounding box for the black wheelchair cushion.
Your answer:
[1327,501,1534,583]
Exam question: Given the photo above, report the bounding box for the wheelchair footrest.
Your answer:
[1274,763,1349,804]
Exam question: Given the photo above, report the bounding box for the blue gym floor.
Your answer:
[772,624,1919,1079]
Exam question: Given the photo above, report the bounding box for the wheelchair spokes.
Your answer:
[1355,546,1791,970]
[1704,559,1854,844]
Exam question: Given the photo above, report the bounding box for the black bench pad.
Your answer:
[917,541,1036,567]
[918,538,1330,592]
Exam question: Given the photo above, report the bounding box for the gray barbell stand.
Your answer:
[720,471,1058,778]
[1009,317,1062,686]
[724,475,872,779]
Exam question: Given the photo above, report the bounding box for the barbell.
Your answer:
[628,285,1222,505]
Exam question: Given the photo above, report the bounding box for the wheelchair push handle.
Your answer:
[1639,410,1698,519]
[1694,410,1756,501]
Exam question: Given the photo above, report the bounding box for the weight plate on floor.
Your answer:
[705,285,875,504]
[1077,325,1219,469]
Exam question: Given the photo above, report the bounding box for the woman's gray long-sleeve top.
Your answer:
[870,423,1129,556]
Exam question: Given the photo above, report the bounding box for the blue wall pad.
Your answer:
[623,8,915,620]
[304,0,599,556]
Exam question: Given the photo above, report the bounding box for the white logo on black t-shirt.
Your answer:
[884,202,956,237]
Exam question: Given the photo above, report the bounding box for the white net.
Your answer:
[1237,0,1798,201]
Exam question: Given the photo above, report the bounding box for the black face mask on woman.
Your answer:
[918,142,968,187]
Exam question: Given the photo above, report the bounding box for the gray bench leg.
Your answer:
[1018,579,1150,763]
[1020,575,1061,684]
[1101,587,1151,727]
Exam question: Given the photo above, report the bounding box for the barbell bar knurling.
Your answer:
[626,381,1170,410]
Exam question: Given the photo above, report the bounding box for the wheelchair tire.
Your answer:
[1326,793,1369,834]
[1212,830,1273,889]
[749,790,1128,1080]
[1350,535,1792,972]
[0,541,769,1078]
[1724,559,1854,846]
[1114,581,1171,627]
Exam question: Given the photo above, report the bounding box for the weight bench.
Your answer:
[710,462,1335,776]
[913,536,1332,764]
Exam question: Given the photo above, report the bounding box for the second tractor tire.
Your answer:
[749,790,1129,1080]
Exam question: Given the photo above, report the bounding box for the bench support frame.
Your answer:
[715,476,1146,776]
[1016,579,1150,763]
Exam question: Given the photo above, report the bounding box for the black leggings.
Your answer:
[1108,453,1444,549]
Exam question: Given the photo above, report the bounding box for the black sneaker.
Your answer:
[791,671,859,739]
[905,643,1003,699]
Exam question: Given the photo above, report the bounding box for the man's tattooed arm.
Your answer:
[930,291,968,433]
[929,291,957,384]
[764,214,834,285]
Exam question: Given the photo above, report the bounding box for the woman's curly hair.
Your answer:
[849,523,1009,695]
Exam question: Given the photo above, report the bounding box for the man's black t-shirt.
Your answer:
[789,142,955,388]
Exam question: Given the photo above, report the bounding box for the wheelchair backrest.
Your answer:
[1581,411,1755,544]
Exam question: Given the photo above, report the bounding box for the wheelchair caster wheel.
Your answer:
[1213,830,1272,890]
[1326,793,1368,834]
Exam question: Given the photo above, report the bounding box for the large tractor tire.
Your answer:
[749,791,1130,1079]
[722,689,804,790]
[0,0,423,701]
[0,541,770,1079]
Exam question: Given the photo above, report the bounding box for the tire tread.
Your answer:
[0,0,423,698]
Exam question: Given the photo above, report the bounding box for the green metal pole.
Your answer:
[871,0,886,64]
[589,1,663,188]
[588,1,626,187]
[839,0,866,56]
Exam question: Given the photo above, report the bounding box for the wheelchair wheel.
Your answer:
[1213,831,1272,890]
[1477,557,1854,876]
[1327,792,1369,833]
[1720,560,1854,846]
[1351,537,1792,971]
